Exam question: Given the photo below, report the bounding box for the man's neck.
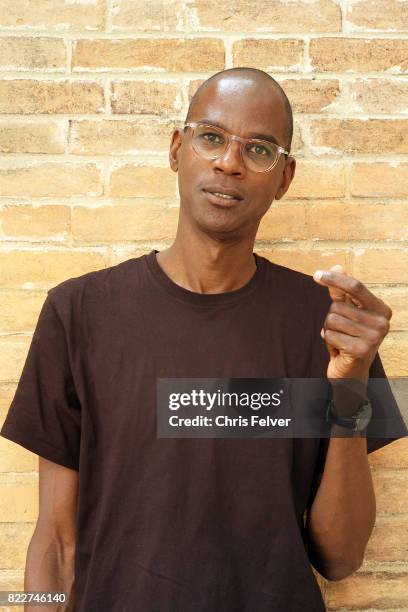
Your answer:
[155,241,257,295]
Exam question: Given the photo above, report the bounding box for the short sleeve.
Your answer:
[362,351,408,453]
[307,351,408,508]
[0,291,81,470]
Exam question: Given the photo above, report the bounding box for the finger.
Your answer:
[329,300,391,330]
[323,329,367,356]
[316,264,355,306]
[324,311,380,342]
[313,269,389,316]
[321,329,339,360]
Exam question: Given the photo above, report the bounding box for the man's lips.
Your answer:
[203,186,243,200]
[202,187,243,207]
[203,190,243,207]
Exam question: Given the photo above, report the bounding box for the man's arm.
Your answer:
[24,457,78,611]
[308,265,393,581]
[305,429,376,582]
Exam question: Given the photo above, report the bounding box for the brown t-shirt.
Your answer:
[1,249,406,612]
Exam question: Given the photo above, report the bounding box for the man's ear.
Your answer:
[275,156,296,201]
[169,128,183,172]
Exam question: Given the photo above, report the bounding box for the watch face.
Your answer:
[353,401,372,431]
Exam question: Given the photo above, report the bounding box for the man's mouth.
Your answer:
[209,191,236,200]
[202,187,243,206]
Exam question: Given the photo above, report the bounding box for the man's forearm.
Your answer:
[24,531,76,611]
[306,430,376,581]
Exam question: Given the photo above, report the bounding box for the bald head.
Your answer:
[185,67,294,154]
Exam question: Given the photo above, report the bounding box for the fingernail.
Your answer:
[314,270,324,280]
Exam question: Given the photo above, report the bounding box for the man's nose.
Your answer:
[213,140,245,175]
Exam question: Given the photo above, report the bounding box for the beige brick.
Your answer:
[0,335,39,382]
[73,38,225,72]
[0,163,102,198]
[0,474,38,522]
[0,384,17,423]
[364,515,408,562]
[0,570,24,597]
[69,119,176,155]
[0,37,66,71]
[326,571,408,608]
[353,249,408,284]
[310,38,408,72]
[0,119,66,154]
[0,524,35,569]
[188,79,206,99]
[72,203,179,241]
[233,39,304,72]
[350,163,408,198]
[277,79,340,113]
[306,203,408,240]
[0,80,105,115]
[370,288,408,332]
[0,0,105,31]
[0,251,106,291]
[112,0,184,31]
[258,250,349,277]
[289,123,303,156]
[0,204,70,238]
[285,162,345,198]
[110,249,151,267]
[0,291,47,334]
[346,0,408,32]
[112,80,184,115]
[368,437,408,468]
[378,332,408,377]
[257,203,307,240]
[189,77,340,113]
[311,119,408,154]
[349,78,408,114]
[372,470,408,514]
[187,0,341,33]
[108,164,176,197]
[0,436,38,473]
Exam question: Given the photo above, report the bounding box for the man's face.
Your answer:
[169,76,296,238]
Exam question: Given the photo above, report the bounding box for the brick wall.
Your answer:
[0,1,407,609]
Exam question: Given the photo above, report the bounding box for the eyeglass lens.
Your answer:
[191,124,279,171]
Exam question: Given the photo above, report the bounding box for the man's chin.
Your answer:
[192,210,248,240]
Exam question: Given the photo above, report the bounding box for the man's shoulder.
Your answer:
[260,254,331,306]
[261,255,312,284]
[46,254,145,310]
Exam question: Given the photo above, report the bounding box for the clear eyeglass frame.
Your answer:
[183,121,290,173]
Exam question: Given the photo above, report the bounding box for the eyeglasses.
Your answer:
[183,122,289,173]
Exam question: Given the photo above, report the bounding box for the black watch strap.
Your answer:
[326,398,372,432]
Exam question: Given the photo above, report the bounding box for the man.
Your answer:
[1,67,406,612]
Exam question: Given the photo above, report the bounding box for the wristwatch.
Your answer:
[325,397,372,432]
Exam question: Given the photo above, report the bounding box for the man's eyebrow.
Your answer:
[197,118,280,146]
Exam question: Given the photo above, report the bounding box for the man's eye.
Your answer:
[201,132,223,144]
[248,143,269,156]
